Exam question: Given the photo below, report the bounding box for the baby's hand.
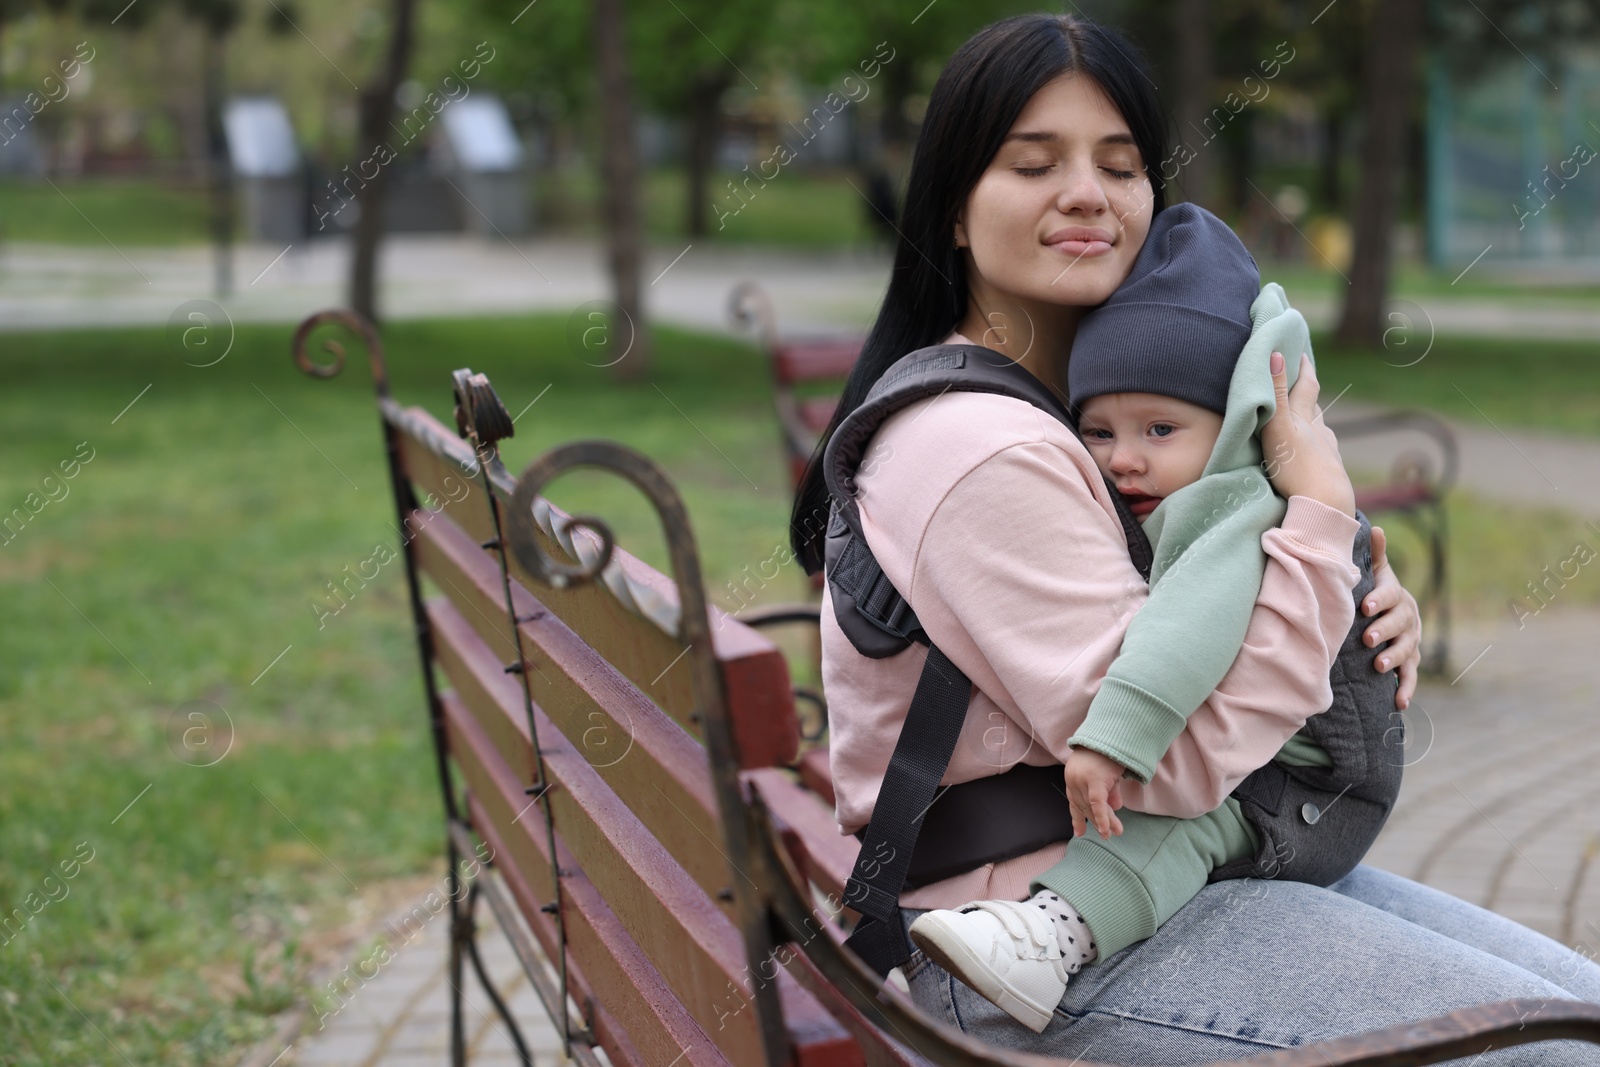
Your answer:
[1065,747,1128,839]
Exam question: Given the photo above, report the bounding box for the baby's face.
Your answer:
[1077,393,1224,520]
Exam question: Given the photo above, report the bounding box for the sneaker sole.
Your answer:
[908,915,1055,1033]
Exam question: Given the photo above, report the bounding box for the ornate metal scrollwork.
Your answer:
[291,308,390,396]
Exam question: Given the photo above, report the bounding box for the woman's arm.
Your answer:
[900,433,1358,820]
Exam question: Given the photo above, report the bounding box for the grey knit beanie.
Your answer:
[1068,203,1259,418]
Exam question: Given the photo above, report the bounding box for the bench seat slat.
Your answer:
[448,699,732,1067]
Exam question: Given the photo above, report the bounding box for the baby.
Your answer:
[909,204,1396,1032]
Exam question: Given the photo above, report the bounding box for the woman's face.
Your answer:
[955,73,1155,315]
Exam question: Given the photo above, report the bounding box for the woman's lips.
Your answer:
[1047,238,1113,257]
[1044,228,1115,258]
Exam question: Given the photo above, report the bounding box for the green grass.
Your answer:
[0,167,884,250]
[1375,490,1600,625]
[537,165,885,248]
[0,179,214,246]
[0,316,807,1065]
[3,313,1598,1062]
[1314,332,1600,439]
[1266,261,1600,305]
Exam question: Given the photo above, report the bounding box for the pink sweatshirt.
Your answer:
[825,337,1361,910]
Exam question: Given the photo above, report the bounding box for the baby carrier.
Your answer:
[819,345,1405,978]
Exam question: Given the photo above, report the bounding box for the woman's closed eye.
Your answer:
[1014,163,1139,180]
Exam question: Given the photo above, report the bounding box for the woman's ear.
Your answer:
[954,217,968,248]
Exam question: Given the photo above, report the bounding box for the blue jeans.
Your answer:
[901,866,1600,1064]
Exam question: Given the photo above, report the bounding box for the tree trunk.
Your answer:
[1224,109,1255,216]
[348,0,417,327]
[592,0,651,379]
[879,52,914,158]
[1171,0,1213,206]
[1319,110,1344,213]
[202,25,234,297]
[1334,0,1425,347]
[685,70,728,238]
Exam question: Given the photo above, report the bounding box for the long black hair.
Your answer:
[789,14,1169,574]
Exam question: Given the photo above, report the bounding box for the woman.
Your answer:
[790,14,1600,1063]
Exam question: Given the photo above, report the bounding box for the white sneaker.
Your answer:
[908,899,1069,1033]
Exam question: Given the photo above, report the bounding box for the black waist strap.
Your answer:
[856,762,1076,889]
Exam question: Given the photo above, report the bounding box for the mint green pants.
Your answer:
[1030,799,1260,960]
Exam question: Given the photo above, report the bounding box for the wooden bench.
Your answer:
[1324,411,1458,674]
[730,282,1458,674]
[292,307,1597,1067]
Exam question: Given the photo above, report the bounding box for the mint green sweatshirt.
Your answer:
[1067,282,1331,780]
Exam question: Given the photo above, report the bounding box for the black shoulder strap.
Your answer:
[840,643,972,974]
[830,344,1155,976]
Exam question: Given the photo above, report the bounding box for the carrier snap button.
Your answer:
[1301,802,1322,825]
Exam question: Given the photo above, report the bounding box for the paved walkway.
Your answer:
[1332,399,1600,520]
[7,235,1600,341]
[269,603,1600,1066]
[263,887,567,1067]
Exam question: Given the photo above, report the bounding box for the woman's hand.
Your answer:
[1364,525,1423,709]
[1065,747,1127,839]
[1261,352,1357,518]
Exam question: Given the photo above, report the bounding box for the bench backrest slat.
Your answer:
[426,592,728,900]
[393,406,799,771]
[442,645,852,1066]
[448,701,734,1067]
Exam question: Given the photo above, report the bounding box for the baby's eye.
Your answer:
[1084,428,1113,441]
[1149,424,1175,438]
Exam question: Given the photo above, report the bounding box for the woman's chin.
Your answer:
[1027,268,1128,309]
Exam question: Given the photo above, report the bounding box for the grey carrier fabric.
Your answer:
[817,345,1403,978]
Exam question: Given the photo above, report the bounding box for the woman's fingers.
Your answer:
[1396,656,1418,709]
[1286,353,1322,419]
[1365,540,1424,708]
[1370,525,1390,577]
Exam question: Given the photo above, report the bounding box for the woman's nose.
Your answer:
[1053,157,1110,215]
